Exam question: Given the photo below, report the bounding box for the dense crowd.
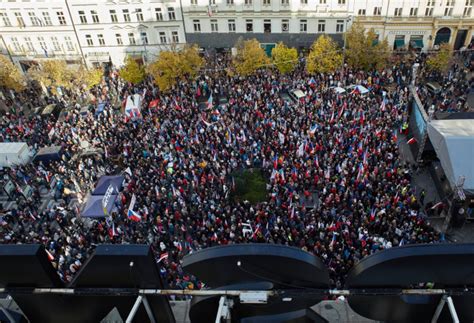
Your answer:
[0,53,445,289]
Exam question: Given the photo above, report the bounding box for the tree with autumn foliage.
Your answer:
[147,44,203,92]
[27,60,75,94]
[426,43,452,73]
[306,35,343,74]
[233,38,270,76]
[0,55,25,92]
[120,56,146,85]
[345,24,390,71]
[271,42,298,74]
[75,66,103,89]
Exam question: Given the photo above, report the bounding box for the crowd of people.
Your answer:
[0,52,446,289]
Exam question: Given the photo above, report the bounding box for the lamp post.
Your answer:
[343,15,352,67]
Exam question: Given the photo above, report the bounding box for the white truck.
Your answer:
[0,142,31,167]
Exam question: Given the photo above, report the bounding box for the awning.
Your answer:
[394,39,405,49]
[427,120,474,195]
[81,194,118,217]
[410,39,424,48]
[92,175,124,195]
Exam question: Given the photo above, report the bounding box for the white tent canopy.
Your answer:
[427,120,474,195]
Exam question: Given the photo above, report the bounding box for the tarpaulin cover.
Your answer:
[34,146,62,163]
[427,120,474,194]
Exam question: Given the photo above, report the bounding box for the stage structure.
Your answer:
[0,244,473,322]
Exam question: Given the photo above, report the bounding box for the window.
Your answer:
[136,9,143,21]
[318,20,325,32]
[172,31,179,43]
[0,12,11,26]
[37,37,47,51]
[446,0,455,5]
[464,6,473,16]
[155,8,163,21]
[300,19,307,32]
[78,11,87,24]
[282,19,289,32]
[128,33,136,45]
[245,0,252,4]
[42,12,52,25]
[227,0,234,4]
[116,33,123,45]
[85,34,93,46]
[193,19,201,32]
[246,19,253,32]
[320,0,326,3]
[444,7,453,15]
[336,20,344,32]
[301,0,308,4]
[123,9,130,22]
[91,10,99,23]
[168,8,176,20]
[65,36,74,51]
[10,37,21,52]
[264,19,271,32]
[338,0,345,3]
[410,7,418,16]
[14,12,25,27]
[211,19,218,32]
[159,31,167,43]
[394,8,402,16]
[373,7,382,15]
[425,7,434,16]
[110,10,118,22]
[28,12,39,26]
[51,36,60,51]
[97,34,105,45]
[281,0,289,5]
[228,19,236,32]
[358,9,366,15]
[141,32,148,44]
[427,0,435,5]
[191,0,197,4]
[466,0,473,5]
[24,37,35,52]
[263,0,270,5]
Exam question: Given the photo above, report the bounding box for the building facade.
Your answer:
[182,0,474,52]
[0,0,186,70]
[0,0,473,71]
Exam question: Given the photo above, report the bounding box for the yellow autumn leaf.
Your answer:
[307,35,343,74]
[271,42,298,74]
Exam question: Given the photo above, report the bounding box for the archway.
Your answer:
[434,27,451,46]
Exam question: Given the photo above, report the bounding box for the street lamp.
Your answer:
[343,15,352,67]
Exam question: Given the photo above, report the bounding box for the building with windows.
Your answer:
[0,0,83,71]
[182,0,474,53]
[182,0,354,52]
[0,0,186,70]
[355,0,474,52]
[0,0,473,71]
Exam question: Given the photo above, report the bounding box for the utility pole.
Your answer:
[0,35,14,64]
[64,0,87,68]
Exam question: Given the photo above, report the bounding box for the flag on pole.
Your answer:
[45,249,54,261]
[158,253,169,263]
[407,137,417,145]
[207,93,213,109]
[128,209,141,222]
